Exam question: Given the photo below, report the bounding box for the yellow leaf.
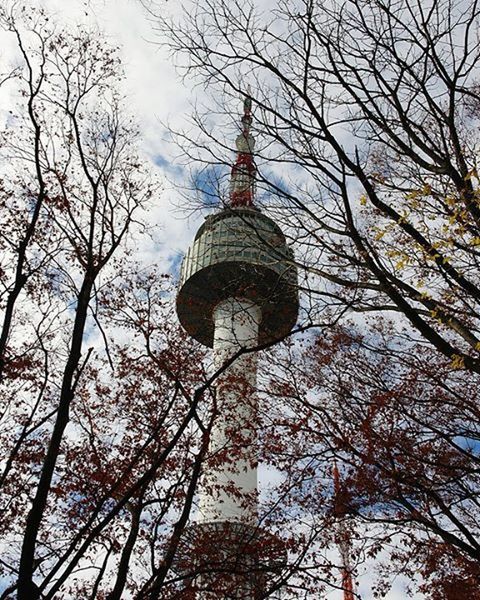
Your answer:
[406,190,420,201]
[446,196,456,207]
[450,354,465,370]
[422,183,432,195]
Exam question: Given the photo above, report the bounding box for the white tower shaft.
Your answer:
[175,96,298,598]
[198,297,261,525]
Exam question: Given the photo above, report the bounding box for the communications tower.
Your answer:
[176,95,298,597]
[333,462,356,600]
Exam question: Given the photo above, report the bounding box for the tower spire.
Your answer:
[333,461,356,600]
[229,90,256,207]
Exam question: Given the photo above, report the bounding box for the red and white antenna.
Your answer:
[333,461,356,600]
[229,90,256,207]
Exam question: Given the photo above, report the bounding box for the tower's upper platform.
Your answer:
[177,206,298,347]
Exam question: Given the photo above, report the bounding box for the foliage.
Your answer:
[0,6,211,599]
[161,0,480,596]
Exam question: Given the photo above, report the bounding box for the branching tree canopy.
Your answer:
[0,7,217,599]
[156,0,480,596]
[0,5,343,599]
[1,7,331,599]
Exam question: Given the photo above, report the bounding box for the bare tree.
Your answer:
[0,7,217,599]
[157,0,480,595]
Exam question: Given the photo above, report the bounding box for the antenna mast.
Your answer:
[229,90,256,207]
[333,462,356,600]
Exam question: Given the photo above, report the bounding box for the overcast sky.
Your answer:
[28,0,205,274]
[0,1,424,597]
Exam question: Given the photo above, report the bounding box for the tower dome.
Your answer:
[177,206,298,347]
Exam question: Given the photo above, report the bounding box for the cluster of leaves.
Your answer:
[261,322,480,595]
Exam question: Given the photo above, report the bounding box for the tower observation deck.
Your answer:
[176,94,298,598]
[177,206,298,348]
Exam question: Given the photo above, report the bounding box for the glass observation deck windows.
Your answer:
[177,207,298,347]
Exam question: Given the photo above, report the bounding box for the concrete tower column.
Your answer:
[198,297,262,525]
[175,94,298,598]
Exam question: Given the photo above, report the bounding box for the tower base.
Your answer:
[174,521,287,599]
